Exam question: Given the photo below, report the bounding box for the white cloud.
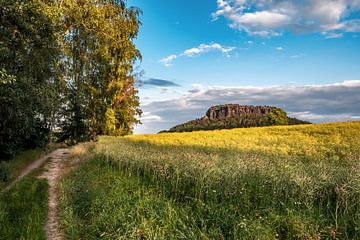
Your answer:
[159,55,177,67]
[159,43,236,67]
[235,11,291,28]
[289,112,353,122]
[340,80,360,87]
[134,112,164,133]
[212,0,360,37]
[135,80,360,134]
[188,84,205,94]
[183,43,235,57]
[341,19,360,32]
[140,112,164,122]
[276,46,284,51]
[324,32,344,39]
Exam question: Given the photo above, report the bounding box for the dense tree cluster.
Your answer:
[0,0,142,158]
[164,108,311,133]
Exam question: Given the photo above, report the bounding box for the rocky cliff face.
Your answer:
[205,104,274,120]
[161,104,310,133]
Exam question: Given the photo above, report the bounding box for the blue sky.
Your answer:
[128,0,360,134]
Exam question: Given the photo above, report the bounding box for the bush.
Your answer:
[0,161,11,182]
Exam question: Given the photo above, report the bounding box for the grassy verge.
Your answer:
[0,171,48,240]
[59,122,360,239]
[0,143,65,190]
[8,150,43,176]
[0,149,41,189]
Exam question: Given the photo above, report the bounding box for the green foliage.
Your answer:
[0,161,11,182]
[287,117,311,125]
[0,69,15,84]
[0,0,60,158]
[5,149,43,179]
[59,122,360,239]
[1,0,143,155]
[0,174,48,239]
[268,108,289,125]
[101,108,117,135]
[59,87,93,144]
[59,0,142,143]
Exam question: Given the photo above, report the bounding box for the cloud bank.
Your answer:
[212,0,360,37]
[160,43,236,67]
[135,80,360,134]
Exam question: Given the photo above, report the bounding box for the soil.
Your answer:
[38,148,71,240]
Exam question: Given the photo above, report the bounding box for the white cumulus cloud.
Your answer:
[183,43,235,57]
[159,55,177,67]
[159,43,236,67]
[212,0,360,37]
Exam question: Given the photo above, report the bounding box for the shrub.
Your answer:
[0,161,11,182]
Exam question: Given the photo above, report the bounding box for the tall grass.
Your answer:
[59,121,360,239]
[0,149,43,190]
[0,172,48,240]
[130,121,360,159]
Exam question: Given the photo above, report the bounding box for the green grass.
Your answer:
[0,171,48,240]
[59,121,360,239]
[7,149,43,176]
[0,149,43,190]
[0,144,63,238]
[0,143,65,190]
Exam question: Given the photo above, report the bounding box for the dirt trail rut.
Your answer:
[2,149,65,193]
[2,147,82,240]
[38,148,72,240]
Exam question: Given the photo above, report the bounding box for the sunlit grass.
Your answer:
[59,121,360,239]
[129,121,360,158]
[0,171,48,240]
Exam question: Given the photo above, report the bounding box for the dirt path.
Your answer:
[1,149,63,193]
[1,146,84,240]
[1,148,73,240]
[38,148,72,240]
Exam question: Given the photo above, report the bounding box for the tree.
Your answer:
[0,0,143,156]
[0,0,60,158]
[268,108,289,126]
[59,0,142,143]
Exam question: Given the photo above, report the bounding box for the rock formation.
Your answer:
[204,105,274,120]
[161,104,311,133]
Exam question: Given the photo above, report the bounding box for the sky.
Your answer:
[127,0,360,134]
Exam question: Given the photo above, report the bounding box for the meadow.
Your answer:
[59,121,360,239]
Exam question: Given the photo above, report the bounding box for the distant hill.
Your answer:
[161,104,311,133]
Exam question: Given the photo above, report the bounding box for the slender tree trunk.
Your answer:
[91,110,98,142]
